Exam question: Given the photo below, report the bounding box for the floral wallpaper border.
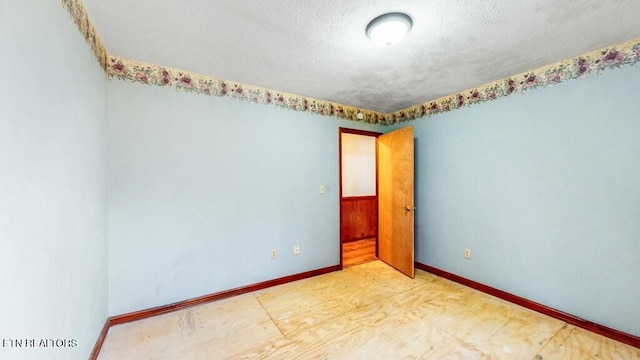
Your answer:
[106,56,382,123]
[61,0,108,71]
[394,38,640,124]
[63,1,640,125]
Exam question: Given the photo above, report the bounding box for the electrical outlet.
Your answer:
[271,249,277,259]
[294,245,300,255]
[464,249,471,259]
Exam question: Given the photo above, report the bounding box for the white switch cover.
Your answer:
[319,185,325,194]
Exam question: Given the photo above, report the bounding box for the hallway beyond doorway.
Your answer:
[342,238,376,267]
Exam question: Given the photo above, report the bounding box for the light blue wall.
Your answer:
[107,81,384,315]
[0,1,108,359]
[411,64,640,336]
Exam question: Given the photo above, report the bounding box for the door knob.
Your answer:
[404,206,416,212]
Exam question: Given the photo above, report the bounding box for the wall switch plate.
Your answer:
[294,245,300,255]
[319,185,325,194]
[464,249,471,259]
[271,249,277,259]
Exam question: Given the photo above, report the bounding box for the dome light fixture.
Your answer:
[366,12,413,47]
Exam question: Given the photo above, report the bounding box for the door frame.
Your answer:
[338,128,382,269]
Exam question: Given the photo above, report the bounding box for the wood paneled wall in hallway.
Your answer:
[340,196,377,243]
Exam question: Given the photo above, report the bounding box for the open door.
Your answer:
[378,126,415,278]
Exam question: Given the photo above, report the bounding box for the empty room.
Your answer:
[2,1,639,359]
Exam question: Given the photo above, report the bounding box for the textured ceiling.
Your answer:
[83,0,640,113]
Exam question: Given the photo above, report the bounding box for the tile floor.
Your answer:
[98,261,639,359]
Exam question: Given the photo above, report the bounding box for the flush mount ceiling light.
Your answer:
[366,12,413,47]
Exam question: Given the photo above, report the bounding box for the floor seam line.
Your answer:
[533,322,569,359]
[254,293,287,339]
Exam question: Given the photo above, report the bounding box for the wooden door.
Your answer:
[378,126,415,278]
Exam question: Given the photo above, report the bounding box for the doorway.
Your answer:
[339,126,416,277]
[339,128,380,267]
